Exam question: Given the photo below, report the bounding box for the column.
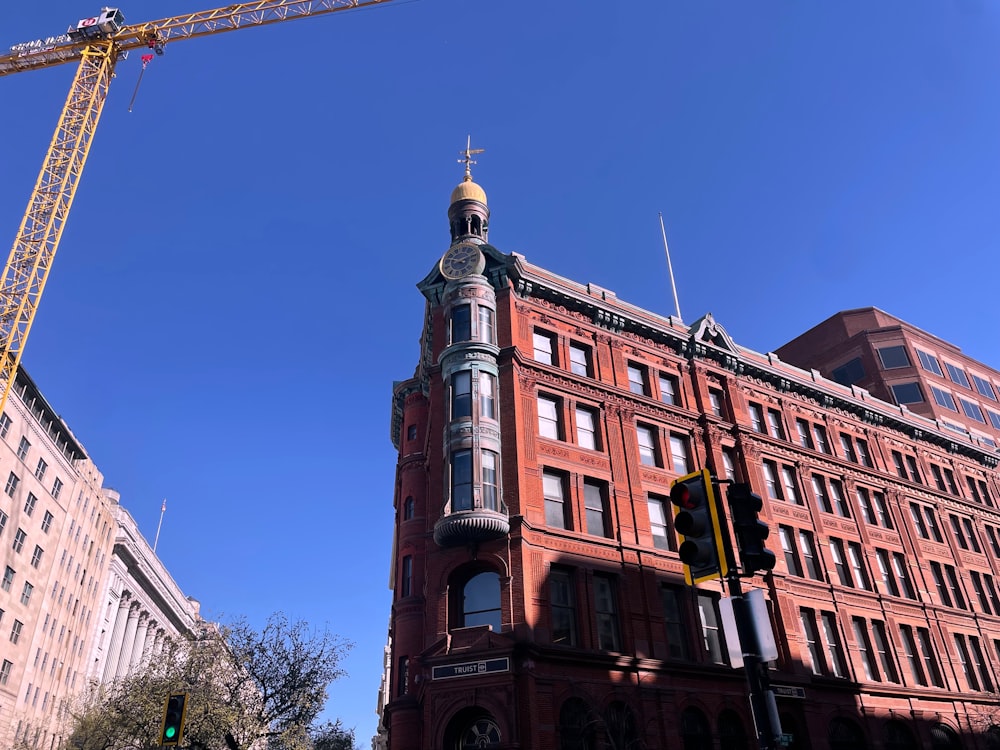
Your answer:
[130,613,150,671]
[114,602,141,677]
[101,594,131,682]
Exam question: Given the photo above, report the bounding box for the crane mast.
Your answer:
[0,0,395,414]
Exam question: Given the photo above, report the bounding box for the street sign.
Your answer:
[771,684,806,699]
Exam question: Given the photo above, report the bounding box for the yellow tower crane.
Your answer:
[0,0,396,414]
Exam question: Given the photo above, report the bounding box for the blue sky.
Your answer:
[2,0,1000,742]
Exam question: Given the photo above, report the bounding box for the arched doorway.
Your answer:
[442,707,502,750]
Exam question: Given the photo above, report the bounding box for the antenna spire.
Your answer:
[659,213,682,322]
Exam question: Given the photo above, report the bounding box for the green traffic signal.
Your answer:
[161,693,187,746]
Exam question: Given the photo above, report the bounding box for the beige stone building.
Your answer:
[0,368,202,748]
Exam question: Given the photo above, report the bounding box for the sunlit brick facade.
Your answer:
[382,176,1000,750]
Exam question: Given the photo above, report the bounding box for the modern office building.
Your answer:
[382,170,1000,749]
[0,368,203,749]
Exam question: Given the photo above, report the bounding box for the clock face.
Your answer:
[440,243,483,280]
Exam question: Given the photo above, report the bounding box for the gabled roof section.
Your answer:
[688,313,739,353]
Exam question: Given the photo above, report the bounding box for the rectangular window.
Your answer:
[400,556,412,597]
[12,528,26,553]
[900,625,926,685]
[5,473,19,497]
[452,371,472,419]
[748,403,765,433]
[812,475,832,513]
[543,471,568,530]
[33,459,46,481]
[41,511,52,534]
[450,450,473,511]
[972,374,997,401]
[30,546,42,569]
[569,343,591,377]
[658,374,679,405]
[949,514,970,551]
[970,636,994,692]
[829,539,852,587]
[16,436,29,461]
[917,349,943,376]
[848,542,871,590]
[799,530,823,580]
[943,468,958,495]
[708,389,724,418]
[780,465,801,504]
[478,307,495,345]
[946,362,971,389]
[481,451,499,511]
[891,382,924,404]
[954,634,979,691]
[856,487,876,525]
[989,410,1000,431]
[583,481,609,538]
[721,449,737,480]
[648,494,672,551]
[0,510,6,538]
[575,407,598,450]
[856,438,872,467]
[0,413,9,439]
[970,571,991,615]
[945,565,967,609]
[853,617,880,681]
[19,581,32,605]
[918,628,943,686]
[669,434,690,475]
[891,451,907,479]
[960,397,986,423]
[871,621,899,683]
[537,395,561,439]
[878,345,911,369]
[931,562,952,607]
[839,434,857,462]
[532,330,555,365]
[0,660,10,686]
[451,306,472,343]
[795,419,814,450]
[23,493,36,518]
[479,372,496,420]
[830,479,849,517]
[627,363,648,396]
[821,612,848,678]
[931,385,958,411]
[1,566,12,592]
[832,357,864,385]
[905,455,922,483]
[661,586,689,659]
[812,424,830,453]
[985,574,1000,614]
[593,575,621,651]
[800,609,824,675]
[893,552,917,599]
[767,409,785,439]
[873,492,893,529]
[636,424,659,467]
[10,619,23,644]
[550,569,577,646]
[778,526,802,576]
[51,478,62,500]
[923,506,944,542]
[762,461,782,500]
[697,594,726,664]
[876,550,899,597]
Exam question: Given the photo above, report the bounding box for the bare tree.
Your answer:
[61,613,352,750]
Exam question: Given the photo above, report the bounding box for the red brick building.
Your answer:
[383,174,1000,749]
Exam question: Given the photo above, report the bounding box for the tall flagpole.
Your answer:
[153,499,166,554]
[659,212,682,321]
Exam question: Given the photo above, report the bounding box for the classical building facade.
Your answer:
[382,172,1000,749]
[0,368,203,748]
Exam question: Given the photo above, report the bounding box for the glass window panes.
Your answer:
[533,331,554,364]
[627,365,647,395]
[669,434,689,475]
[569,343,590,377]
[972,374,996,401]
[648,496,670,550]
[891,382,923,404]
[959,397,985,423]
[543,472,567,529]
[659,374,678,405]
[576,407,597,450]
[550,570,576,646]
[877,346,910,369]
[916,349,943,376]
[452,306,472,343]
[537,395,560,439]
[930,386,958,411]
[946,362,971,388]
[583,481,608,537]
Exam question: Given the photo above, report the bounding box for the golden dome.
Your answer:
[450,176,487,205]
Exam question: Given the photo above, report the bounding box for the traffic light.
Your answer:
[727,483,776,575]
[161,692,188,747]
[670,469,728,585]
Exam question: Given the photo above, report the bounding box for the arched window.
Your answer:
[681,706,712,750]
[559,698,596,750]
[403,496,414,521]
[604,701,638,750]
[829,717,868,750]
[458,570,501,631]
[718,709,748,750]
[885,720,918,750]
[930,723,963,750]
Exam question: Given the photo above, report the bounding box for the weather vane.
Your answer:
[458,135,484,180]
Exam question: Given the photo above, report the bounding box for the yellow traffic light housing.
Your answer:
[161,692,188,746]
[669,469,728,585]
